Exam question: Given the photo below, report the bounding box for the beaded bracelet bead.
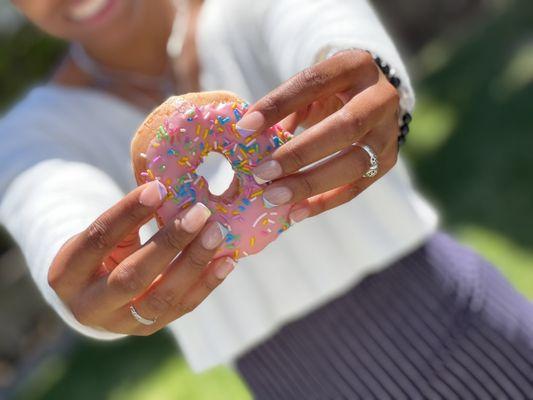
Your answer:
[371,54,412,146]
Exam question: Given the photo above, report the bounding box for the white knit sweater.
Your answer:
[0,0,437,371]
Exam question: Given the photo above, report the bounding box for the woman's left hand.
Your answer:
[235,49,401,223]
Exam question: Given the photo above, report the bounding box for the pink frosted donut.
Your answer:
[131,91,293,260]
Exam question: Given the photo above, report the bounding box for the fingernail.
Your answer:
[236,111,265,137]
[289,205,311,223]
[201,222,229,250]
[253,160,283,184]
[214,257,236,280]
[181,203,211,233]
[263,186,292,207]
[140,180,167,207]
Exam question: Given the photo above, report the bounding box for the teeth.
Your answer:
[69,0,109,21]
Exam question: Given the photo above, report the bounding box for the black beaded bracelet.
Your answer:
[371,55,412,146]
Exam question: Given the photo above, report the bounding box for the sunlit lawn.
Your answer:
[15,331,251,400]
[12,1,533,399]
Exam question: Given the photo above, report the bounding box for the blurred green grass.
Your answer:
[4,0,533,399]
[0,23,65,112]
[14,331,250,400]
[406,0,533,297]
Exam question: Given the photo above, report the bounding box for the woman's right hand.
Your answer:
[47,180,234,335]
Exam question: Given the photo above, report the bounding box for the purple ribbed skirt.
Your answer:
[236,233,533,399]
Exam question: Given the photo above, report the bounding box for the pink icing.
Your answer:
[141,98,293,260]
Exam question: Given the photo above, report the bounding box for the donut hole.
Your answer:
[197,151,236,197]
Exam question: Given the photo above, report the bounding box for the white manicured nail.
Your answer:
[181,203,211,233]
[214,257,236,280]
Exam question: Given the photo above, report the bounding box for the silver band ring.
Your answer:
[354,143,379,178]
[129,304,156,326]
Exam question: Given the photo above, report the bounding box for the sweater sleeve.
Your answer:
[261,0,415,113]
[0,84,150,340]
[0,159,127,340]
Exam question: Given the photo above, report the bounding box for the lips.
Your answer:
[67,0,112,22]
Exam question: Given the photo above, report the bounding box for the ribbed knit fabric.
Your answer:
[237,233,533,400]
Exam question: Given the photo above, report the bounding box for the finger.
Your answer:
[125,257,236,336]
[260,131,387,208]
[75,203,212,320]
[102,227,145,273]
[279,110,305,133]
[59,181,167,280]
[299,96,346,128]
[251,77,398,183]
[160,256,235,322]
[279,95,346,133]
[49,180,168,298]
[235,49,376,136]
[91,257,236,336]
[128,220,229,321]
[288,139,399,223]
[109,229,142,263]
